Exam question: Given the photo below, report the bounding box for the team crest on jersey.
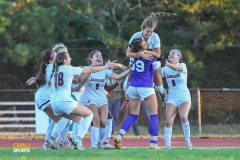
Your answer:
[89,78,104,82]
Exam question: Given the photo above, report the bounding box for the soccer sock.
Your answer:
[51,117,70,140]
[118,114,138,138]
[45,120,55,141]
[58,122,70,144]
[90,126,99,148]
[103,119,113,143]
[164,127,172,147]
[155,85,167,99]
[73,118,83,140]
[149,114,159,145]
[77,113,93,140]
[98,127,106,142]
[181,121,190,142]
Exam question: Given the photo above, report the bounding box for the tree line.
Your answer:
[0,0,239,89]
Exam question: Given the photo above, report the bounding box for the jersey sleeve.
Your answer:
[178,63,187,73]
[105,69,112,78]
[128,32,139,45]
[153,33,161,48]
[69,66,83,76]
[161,67,166,77]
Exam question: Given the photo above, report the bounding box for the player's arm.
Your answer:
[26,77,37,86]
[104,79,123,92]
[109,68,131,80]
[79,74,90,85]
[144,47,161,58]
[165,59,183,71]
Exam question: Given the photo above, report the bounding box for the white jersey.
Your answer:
[129,31,161,69]
[51,65,82,103]
[35,64,53,100]
[161,63,190,98]
[129,31,161,49]
[79,66,112,103]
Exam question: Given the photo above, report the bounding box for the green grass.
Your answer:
[0,147,240,160]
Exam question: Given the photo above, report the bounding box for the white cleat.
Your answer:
[73,139,85,150]
[97,140,103,149]
[185,141,193,150]
[47,138,59,149]
[149,144,160,150]
[102,143,115,149]
[42,141,52,150]
[165,146,171,150]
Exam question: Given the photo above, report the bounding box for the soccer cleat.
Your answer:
[65,137,73,149]
[185,141,193,150]
[42,141,52,150]
[73,139,85,150]
[114,135,122,149]
[102,142,115,149]
[47,138,60,149]
[91,147,97,150]
[149,144,160,150]
[58,143,64,150]
[165,146,171,150]
[97,140,103,149]
[120,100,129,112]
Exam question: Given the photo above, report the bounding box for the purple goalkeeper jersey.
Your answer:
[130,57,156,87]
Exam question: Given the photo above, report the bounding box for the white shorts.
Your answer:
[153,61,161,70]
[36,99,50,111]
[126,86,155,99]
[80,99,108,108]
[51,101,78,115]
[167,97,191,107]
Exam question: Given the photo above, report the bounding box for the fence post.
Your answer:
[197,87,202,136]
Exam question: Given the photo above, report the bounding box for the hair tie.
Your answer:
[50,50,56,60]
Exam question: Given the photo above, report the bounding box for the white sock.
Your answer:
[164,127,172,147]
[103,119,112,143]
[181,121,190,142]
[77,113,93,140]
[45,120,55,141]
[58,122,70,144]
[73,118,83,140]
[51,117,70,139]
[90,126,99,148]
[98,128,106,142]
[155,85,167,99]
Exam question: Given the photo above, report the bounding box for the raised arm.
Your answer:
[165,59,183,71]
[109,68,131,80]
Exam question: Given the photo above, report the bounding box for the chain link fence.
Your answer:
[0,89,240,137]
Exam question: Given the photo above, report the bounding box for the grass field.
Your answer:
[0,147,240,160]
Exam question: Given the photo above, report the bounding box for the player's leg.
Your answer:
[102,111,115,149]
[115,97,141,149]
[164,103,177,150]
[144,93,159,149]
[153,66,167,107]
[178,102,193,150]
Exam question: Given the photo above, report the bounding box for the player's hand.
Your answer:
[116,78,123,84]
[26,77,37,86]
[105,59,118,69]
[165,59,170,66]
[141,54,153,60]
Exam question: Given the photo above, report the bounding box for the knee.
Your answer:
[165,120,173,127]
[100,120,106,128]
[180,115,188,123]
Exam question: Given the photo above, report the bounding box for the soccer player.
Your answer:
[114,37,160,149]
[162,49,193,150]
[119,12,176,111]
[78,50,130,149]
[48,51,118,150]
[26,50,60,150]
